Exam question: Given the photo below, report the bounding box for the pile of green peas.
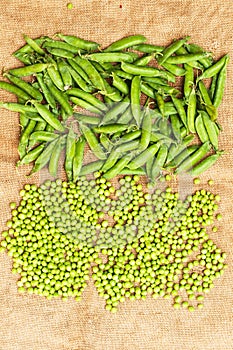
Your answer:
[0,175,227,312]
[0,34,229,181]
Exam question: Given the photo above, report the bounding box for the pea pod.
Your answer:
[100,96,130,125]
[49,135,67,177]
[8,63,50,77]
[213,58,229,108]
[103,153,132,179]
[195,113,209,143]
[65,127,76,181]
[17,143,45,166]
[158,36,190,65]
[57,33,100,51]
[17,119,37,159]
[32,102,65,132]
[175,141,211,174]
[79,160,105,176]
[29,131,59,143]
[72,136,86,182]
[198,81,217,121]
[87,52,138,63]
[30,138,58,174]
[151,144,168,179]
[0,81,31,101]
[187,86,197,133]
[131,76,142,126]
[139,109,152,150]
[104,34,147,52]
[36,73,56,108]
[79,123,106,160]
[128,143,161,170]
[42,39,81,54]
[93,124,129,134]
[197,54,229,81]
[46,77,73,117]
[189,152,223,176]
[23,34,45,55]
[4,73,43,101]
[66,88,108,112]
[201,111,218,150]
[57,59,73,88]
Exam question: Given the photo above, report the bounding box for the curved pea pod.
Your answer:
[36,73,56,109]
[23,34,45,55]
[47,63,64,91]
[73,113,100,126]
[133,54,154,66]
[117,129,141,144]
[65,127,76,181]
[79,160,105,176]
[197,54,229,81]
[112,72,129,95]
[17,119,37,159]
[131,43,164,54]
[198,80,218,121]
[79,123,106,160]
[161,62,186,76]
[29,131,59,144]
[8,63,50,77]
[166,134,194,164]
[57,59,73,88]
[102,153,132,179]
[157,36,190,65]
[73,136,86,182]
[188,151,224,176]
[4,73,43,101]
[185,43,213,68]
[46,78,73,117]
[45,47,75,59]
[139,109,152,151]
[70,96,103,115]
[0,81,31,101]
[87,52,138,63]
[42,39,81,54]
[213,57,229,108]
[131,76,142,127]
[66,88,108,112]
[49,135,67,177]
[187,86,197,133]
[121,62,175,82]
[100,95,130,125]
[101,147,121,173]
[166,145,199,169]
[151,144,168,179]
[16,143,45,167]
[32,102,65,132]
[165,52,211,65]
[170,114,181,141]
[195,113,209,143]
[119,167,146,175]
[183,64,194,101]
[99,134,113,153]
[93,123,129,134]
[175,141,211,174]
[127,142,161,170]
[201,111,219,150]
[30,138,58,174]
[104,34,147,52]
[57,33,100,51]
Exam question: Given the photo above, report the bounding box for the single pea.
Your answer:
[193,178,201,185]
[208,179,214,186]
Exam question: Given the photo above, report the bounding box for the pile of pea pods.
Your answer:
[0,34,229,181]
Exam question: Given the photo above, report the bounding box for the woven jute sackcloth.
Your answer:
[0,1,232,349]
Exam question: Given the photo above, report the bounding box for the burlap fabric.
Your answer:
[0,1,232,349]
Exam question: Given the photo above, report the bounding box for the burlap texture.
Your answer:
[0,1,232,349]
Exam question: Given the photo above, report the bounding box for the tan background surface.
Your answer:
[0,1,232,349]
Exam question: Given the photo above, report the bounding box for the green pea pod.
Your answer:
[32,102,65,132]
[8,63,50,77]
[79,160,105,176]
[104,34,146,52]
[70,96,102,115]
[151,144,168,179]
[112,72,129,95]
[119,167,146,175]
[57,59,73,88]
[42,39,81,54]
[131,43,164,54]
[99,134,113,152]
[17,143,45,167]
[195,113,209,143]
[72,136,86,182]
[170,114,181,141]
[121,62,175,82]
[101,147,121,173]
[36,73,56,109]
[139,109,152,151]
[117,129,141,143]
[73,113,100,126]
[29,131,59,143]
[187,86,197,133]
[47,63,64,91]
[134,54,154,66]
[66,88,108,112]
[57,33,100,51]
[158,36,190,65]
[175,141,211,174]
[213,57,229,108]
[17,119,37,159]
[67,65,93,93]
[4,73,43,101]
[103,153,132,179]
[117,105,133,124]
[13,36,47,55]
[183,64,194,101]
[128,142,161,170]
[197,54,229,81]
[155,93,165,118]
[161,62,186,76]
[45,47,75,59]
[30,138,58,174]
[79,123,106,160]
[167,145,199,169]
[93,124,129,134]
[23,34,45,55]
[198,81,218,121]
[100,96,130,125]
[188,152,223,176]
[0,81,31,101]
[165,52,211,65]
[201,111,218,150]
[46,77,73,117]
[65,126,76,181]
[67,58,92,85]
[185,43,213,68]
[166,134,194,164]
[49,135,67,178]
[87,52,138,63]
[131,76,142,127]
